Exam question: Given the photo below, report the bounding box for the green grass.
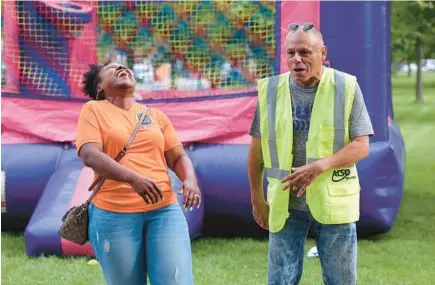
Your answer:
[2,72,435,285]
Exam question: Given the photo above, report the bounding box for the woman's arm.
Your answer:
[165,146,201,209]
[80,143,163,204]
[79,143,138,183]
[157,107,201,209]
[165,145,196,182]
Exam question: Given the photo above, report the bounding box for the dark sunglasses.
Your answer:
[289,22,315,31]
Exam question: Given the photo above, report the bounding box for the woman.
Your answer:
[76,62,201,285]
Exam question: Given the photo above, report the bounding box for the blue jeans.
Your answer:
[268,210,357,285]
[88,202,194,285]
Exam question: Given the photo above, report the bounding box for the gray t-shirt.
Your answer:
[249,76,374,212]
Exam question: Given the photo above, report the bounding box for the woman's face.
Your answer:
[98,63,136,96]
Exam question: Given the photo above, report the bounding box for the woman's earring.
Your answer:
[96,89,103,100]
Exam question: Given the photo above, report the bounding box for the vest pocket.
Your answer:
[326,181,361,224]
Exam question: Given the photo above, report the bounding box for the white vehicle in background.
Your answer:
[424,59,435,72]
[398,59,435,73]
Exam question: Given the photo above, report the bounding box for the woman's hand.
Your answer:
[178,178,201,210]
[128,174,164,205]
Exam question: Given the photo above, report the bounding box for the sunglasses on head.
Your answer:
[289,22,315,32]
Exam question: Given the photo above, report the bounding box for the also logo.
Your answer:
[331,169,351,182]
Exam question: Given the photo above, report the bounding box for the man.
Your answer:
[247,23,374,285]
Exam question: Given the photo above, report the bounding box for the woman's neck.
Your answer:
[106,96,136,110]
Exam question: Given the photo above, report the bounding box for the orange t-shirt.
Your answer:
[75,100,181,213]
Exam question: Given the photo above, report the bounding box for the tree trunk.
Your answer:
[407,62,412,77]
[415,35,423,103]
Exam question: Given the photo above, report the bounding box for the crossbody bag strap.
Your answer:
[85,106,150,203]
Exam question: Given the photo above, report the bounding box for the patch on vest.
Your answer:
[138,112,152,126]
[331,169,356,182]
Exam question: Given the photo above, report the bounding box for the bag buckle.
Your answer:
[75,206,87,222]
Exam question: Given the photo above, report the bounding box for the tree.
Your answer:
[391,1,435,103]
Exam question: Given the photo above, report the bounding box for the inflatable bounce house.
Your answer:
[1,1,405,257]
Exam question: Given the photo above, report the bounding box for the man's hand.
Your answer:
[252,199,269,230]
[178,178,201,210]
[280,160,328,197]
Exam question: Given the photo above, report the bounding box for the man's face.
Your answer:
[285,31,327,86]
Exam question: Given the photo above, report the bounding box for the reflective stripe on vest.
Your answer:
[264,75,290,180]
[265,70,347,180]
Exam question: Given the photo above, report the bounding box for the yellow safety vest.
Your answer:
[257,67,361,233]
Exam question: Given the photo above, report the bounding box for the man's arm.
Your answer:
[247,103,266,202]
[282,80,374,194]
[317,135,369,172]
[248,103,270,230]
[320,79,374,170]
[248,137,265,202]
